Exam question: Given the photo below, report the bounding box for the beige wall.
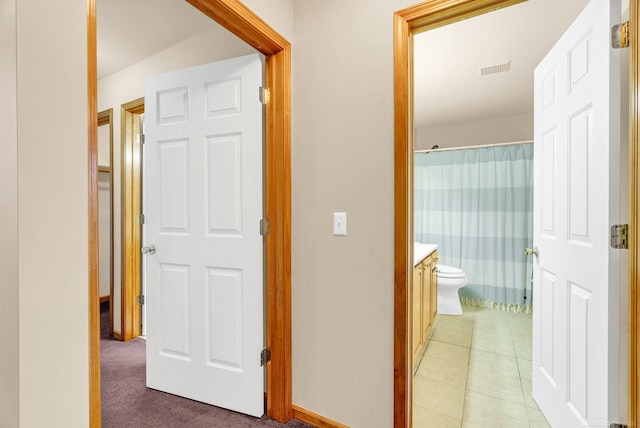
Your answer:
[0,0,19,426]
[98,24,255,335]
[4,1,630,427]
[15,0,89,426]
[242,0,294,42]
[415,114,534,150]
[291,1,415,425]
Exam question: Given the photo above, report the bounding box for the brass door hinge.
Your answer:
[611,224,629,249]
[259,87,271,104]
[260,348,271,366]
[612,21,629,49]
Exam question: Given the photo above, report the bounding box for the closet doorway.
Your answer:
[98,109,114,332]
[121,98,144,341]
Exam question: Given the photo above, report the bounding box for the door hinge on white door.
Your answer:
[259,87,271,104]
[612,21,629,49]
[611,224,629,249]
[260,219,270,236]
[137,295,145,305]
[135,133,146,145]
[136,214,145,225]
[260,348,271,366]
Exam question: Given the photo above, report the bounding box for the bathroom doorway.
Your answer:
[396,2,626,427]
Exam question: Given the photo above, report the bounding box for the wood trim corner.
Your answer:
[186,0,290,54]
[292,404,349,428]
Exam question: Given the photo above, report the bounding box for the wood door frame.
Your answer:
[120,98,144,341]
[393,0,640,427]
[88,0,292,425]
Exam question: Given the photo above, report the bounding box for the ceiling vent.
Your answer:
[480,60,511,77]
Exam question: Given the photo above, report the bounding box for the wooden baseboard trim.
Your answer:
[99,295,110,303]
[291,404,349,428]
[112,331,122,341]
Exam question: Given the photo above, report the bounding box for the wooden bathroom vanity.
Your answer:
[412,244,439,368]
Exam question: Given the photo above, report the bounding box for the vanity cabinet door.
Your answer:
[421,258,431,340]
[430,251,439,321]
[412,264,423,362]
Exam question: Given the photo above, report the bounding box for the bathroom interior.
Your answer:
[410,0,591,426]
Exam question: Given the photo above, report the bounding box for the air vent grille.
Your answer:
[480,60,511,76]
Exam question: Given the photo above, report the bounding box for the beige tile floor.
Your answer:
[413,305,550,428]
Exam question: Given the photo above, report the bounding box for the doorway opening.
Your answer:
[88,0,293,425]
[121,98,144,341]
[393,0,640,427]
[97,108,114,333]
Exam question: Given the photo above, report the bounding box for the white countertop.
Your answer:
[414,242,438,266]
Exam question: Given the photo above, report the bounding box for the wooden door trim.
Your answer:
[88,0,100,424]
[120,98,144,342]
[389,0,640,427]
[88,0,292,425]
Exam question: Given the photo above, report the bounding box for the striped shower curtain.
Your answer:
[414,144,534,312]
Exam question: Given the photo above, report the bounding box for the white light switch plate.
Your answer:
[334,212,347,236]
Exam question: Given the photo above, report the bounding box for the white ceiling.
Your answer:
[97,0,590,126]
[97,0,215,79]
[414,0,590,129]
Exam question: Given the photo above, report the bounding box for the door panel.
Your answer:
[144,53,265,417]
[532,0,621,426]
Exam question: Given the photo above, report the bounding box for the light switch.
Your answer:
[334,212,347,236]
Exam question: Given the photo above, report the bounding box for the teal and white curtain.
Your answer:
[414,144,534,313]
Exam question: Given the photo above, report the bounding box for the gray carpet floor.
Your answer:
[100,307,312,428]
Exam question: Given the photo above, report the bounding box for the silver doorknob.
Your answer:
[524,247,539,257]
[141,245,156,255]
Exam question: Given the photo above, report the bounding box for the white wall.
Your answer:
[15,0,89,426]
[98,25,255,334]
[291,1,415,425]
[415,114,533,150]
[0,1,19,426]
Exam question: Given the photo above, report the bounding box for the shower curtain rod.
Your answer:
[414,139,533,154]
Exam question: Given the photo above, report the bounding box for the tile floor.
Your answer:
[413,305,550,428]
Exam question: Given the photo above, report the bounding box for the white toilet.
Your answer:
[436,265,468,315]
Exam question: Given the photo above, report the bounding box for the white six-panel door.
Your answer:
[532,0,621,426]
[143,53,265,417]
